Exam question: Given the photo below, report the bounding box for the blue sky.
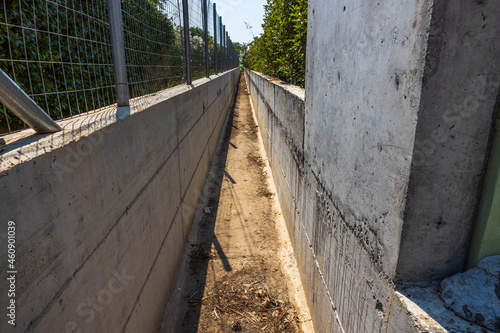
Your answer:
[211,0,267,44]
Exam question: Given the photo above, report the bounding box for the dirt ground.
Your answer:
[162,74,310,332]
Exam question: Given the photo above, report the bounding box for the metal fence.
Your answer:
[0,0,239,136]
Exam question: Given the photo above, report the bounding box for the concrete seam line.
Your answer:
[121,206,182,332]
[179,77,239,202]
[25,144,181,332]
[27,70,235,329]
[176,79,231,148]
[295,195,347,333]
[309,168,391,281]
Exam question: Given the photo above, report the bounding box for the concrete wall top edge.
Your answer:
[0,70,238,171]
[247,70,305,101]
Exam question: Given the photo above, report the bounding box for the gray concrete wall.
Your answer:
[0,68,239,332]
[396,0,500,281]
[246,0,499,331]
[246,69,418,333]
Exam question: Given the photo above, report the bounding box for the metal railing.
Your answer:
[0,0,239,136]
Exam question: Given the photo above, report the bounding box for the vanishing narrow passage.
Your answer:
[162,74,313,332]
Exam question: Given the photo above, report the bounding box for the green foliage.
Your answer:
[0,0,121,133]
[189,26,214,80]
[0,0,182,134]
[241,0,307,87]
[123,0,183,97]
[233,42,243,56]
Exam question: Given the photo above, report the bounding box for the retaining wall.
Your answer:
[0,68,240,332]
[245,0,499,331]
[246,69,417,333]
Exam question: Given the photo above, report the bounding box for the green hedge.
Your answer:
[0,0,182,133]
[241,0,307,88]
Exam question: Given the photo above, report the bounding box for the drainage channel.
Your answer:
[161,74,314,333]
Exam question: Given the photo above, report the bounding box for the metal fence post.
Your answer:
[222,25,226,72]
[181,0,192,85]
[226,31,229,70]
[232,38,234,67]
[202,0,209,78]
[213,4,218,75]
[228,37,232,68]
[219,17,223,72]
[227,37,233,69]
[107,0,129,106]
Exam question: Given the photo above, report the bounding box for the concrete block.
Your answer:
[32,154,181,332]
[0,68,239,332]
[397,0,500,281]
[124,212,184,333]
[305,0,434,275]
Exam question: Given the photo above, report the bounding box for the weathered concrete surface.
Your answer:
[305,0,433,279]
[0,68,239,332]
[246,0,499,331]
[246,69,421,333]
[397,0,500,281]
[395,285,486,333]
[440,255,500,331]
[397,256,500,332]
[246,0,499,326]
[293,0,435,331]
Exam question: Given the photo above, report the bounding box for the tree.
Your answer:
[241,0,307,88]
[233,42,243,56]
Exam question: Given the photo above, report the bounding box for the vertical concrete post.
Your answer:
[181,0,192,85]
[213,4,218,75]
[395,1,500,281]
[202,0,209,78]
[107,0,129,106]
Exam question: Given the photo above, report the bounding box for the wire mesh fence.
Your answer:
[0,0,239,136]
[207,0,215,76]
[188,0,204,81]
[0,0,115,134]
[122,0,184,100]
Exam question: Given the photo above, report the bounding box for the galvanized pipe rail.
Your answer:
[0,70,61,134]
[108,0,130,107]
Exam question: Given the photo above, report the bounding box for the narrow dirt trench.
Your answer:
[161,74,313,333]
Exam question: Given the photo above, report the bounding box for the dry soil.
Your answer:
[162,74,308,333]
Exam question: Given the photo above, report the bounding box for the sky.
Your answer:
[211,0,267,44]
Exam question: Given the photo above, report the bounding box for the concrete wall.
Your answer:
[0,68,239,332]
[396,0,500,281]
[246,69,417,333]
[246,0,499,330]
